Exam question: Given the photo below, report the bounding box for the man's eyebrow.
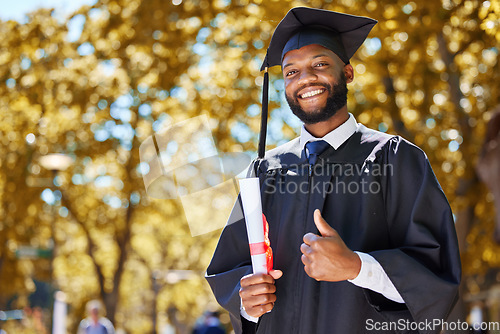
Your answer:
[282,53,330,70]
[312,53,329,59]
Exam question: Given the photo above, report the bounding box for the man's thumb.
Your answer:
[314,209,336,237]
[269,269,283,280]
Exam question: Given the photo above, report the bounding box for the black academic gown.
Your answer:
[206,125,461,334]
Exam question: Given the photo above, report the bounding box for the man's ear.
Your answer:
[344,64,354,83]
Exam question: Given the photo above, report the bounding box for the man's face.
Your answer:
[282,44,352,124]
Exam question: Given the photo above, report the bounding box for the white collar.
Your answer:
[299,113,358,152]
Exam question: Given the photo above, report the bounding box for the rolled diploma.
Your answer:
[239,177,267,274]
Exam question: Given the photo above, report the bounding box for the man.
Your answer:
[206,7,461,334]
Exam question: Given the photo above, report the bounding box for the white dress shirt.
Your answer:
[241,114,404,323]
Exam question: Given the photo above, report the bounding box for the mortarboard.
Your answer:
[257,7,377,158]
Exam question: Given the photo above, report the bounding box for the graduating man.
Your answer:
[206,7,461,334]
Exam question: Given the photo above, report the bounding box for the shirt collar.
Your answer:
[299,113,358,152]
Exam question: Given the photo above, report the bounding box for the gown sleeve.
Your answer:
[368,137,461,332]
[205,160,260,334]
[205,195,254,334]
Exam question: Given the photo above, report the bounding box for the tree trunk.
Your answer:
[477,108,500,242]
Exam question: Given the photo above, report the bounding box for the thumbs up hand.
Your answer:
[313,208,338,237]
[301,209,361,282]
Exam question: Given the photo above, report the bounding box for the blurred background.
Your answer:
[0,0,499,333]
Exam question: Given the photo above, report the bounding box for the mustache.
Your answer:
[293,83,332,99]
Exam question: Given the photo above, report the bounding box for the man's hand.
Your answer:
[301,209,361,281]
[239,269,283,318]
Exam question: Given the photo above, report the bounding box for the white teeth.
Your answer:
[300,89,324,98]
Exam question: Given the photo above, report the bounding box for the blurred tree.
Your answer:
[1,0,499,333]
[1,0,224,333]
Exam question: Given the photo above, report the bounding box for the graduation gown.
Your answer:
[206,125,461,334]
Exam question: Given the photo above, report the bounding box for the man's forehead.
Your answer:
[282,44,343,68]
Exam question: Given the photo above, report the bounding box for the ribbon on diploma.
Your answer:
[263,213,273,273]
[249,242,266,255]
[248,214,273,273]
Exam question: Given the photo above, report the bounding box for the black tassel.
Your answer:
[258,67,269,159]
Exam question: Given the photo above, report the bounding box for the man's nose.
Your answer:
[298,68,318,85]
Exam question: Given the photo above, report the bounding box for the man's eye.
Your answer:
[315,62,327,67]
[286,70,297,77]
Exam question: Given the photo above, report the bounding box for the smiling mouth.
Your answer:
[299,89,325,99]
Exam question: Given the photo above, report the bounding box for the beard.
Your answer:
[285,73,348,125]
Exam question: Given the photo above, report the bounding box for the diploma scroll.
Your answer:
[239,177,270,274]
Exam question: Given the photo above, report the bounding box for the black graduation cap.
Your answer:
[257,7,377,158]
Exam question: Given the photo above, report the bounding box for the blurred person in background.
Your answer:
[192,311,226,334]
[77,300,115,334]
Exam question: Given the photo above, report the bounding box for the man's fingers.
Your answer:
[245,301,276,318]
[240,271,281,317]
[240,273,275,287]
[314,209,337,237]
[301,254,311,266]
[303,232,318,245]
[239,277,279,318]
[239,282,276,298]
[300,243,311,255]
[245,292,277,305]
